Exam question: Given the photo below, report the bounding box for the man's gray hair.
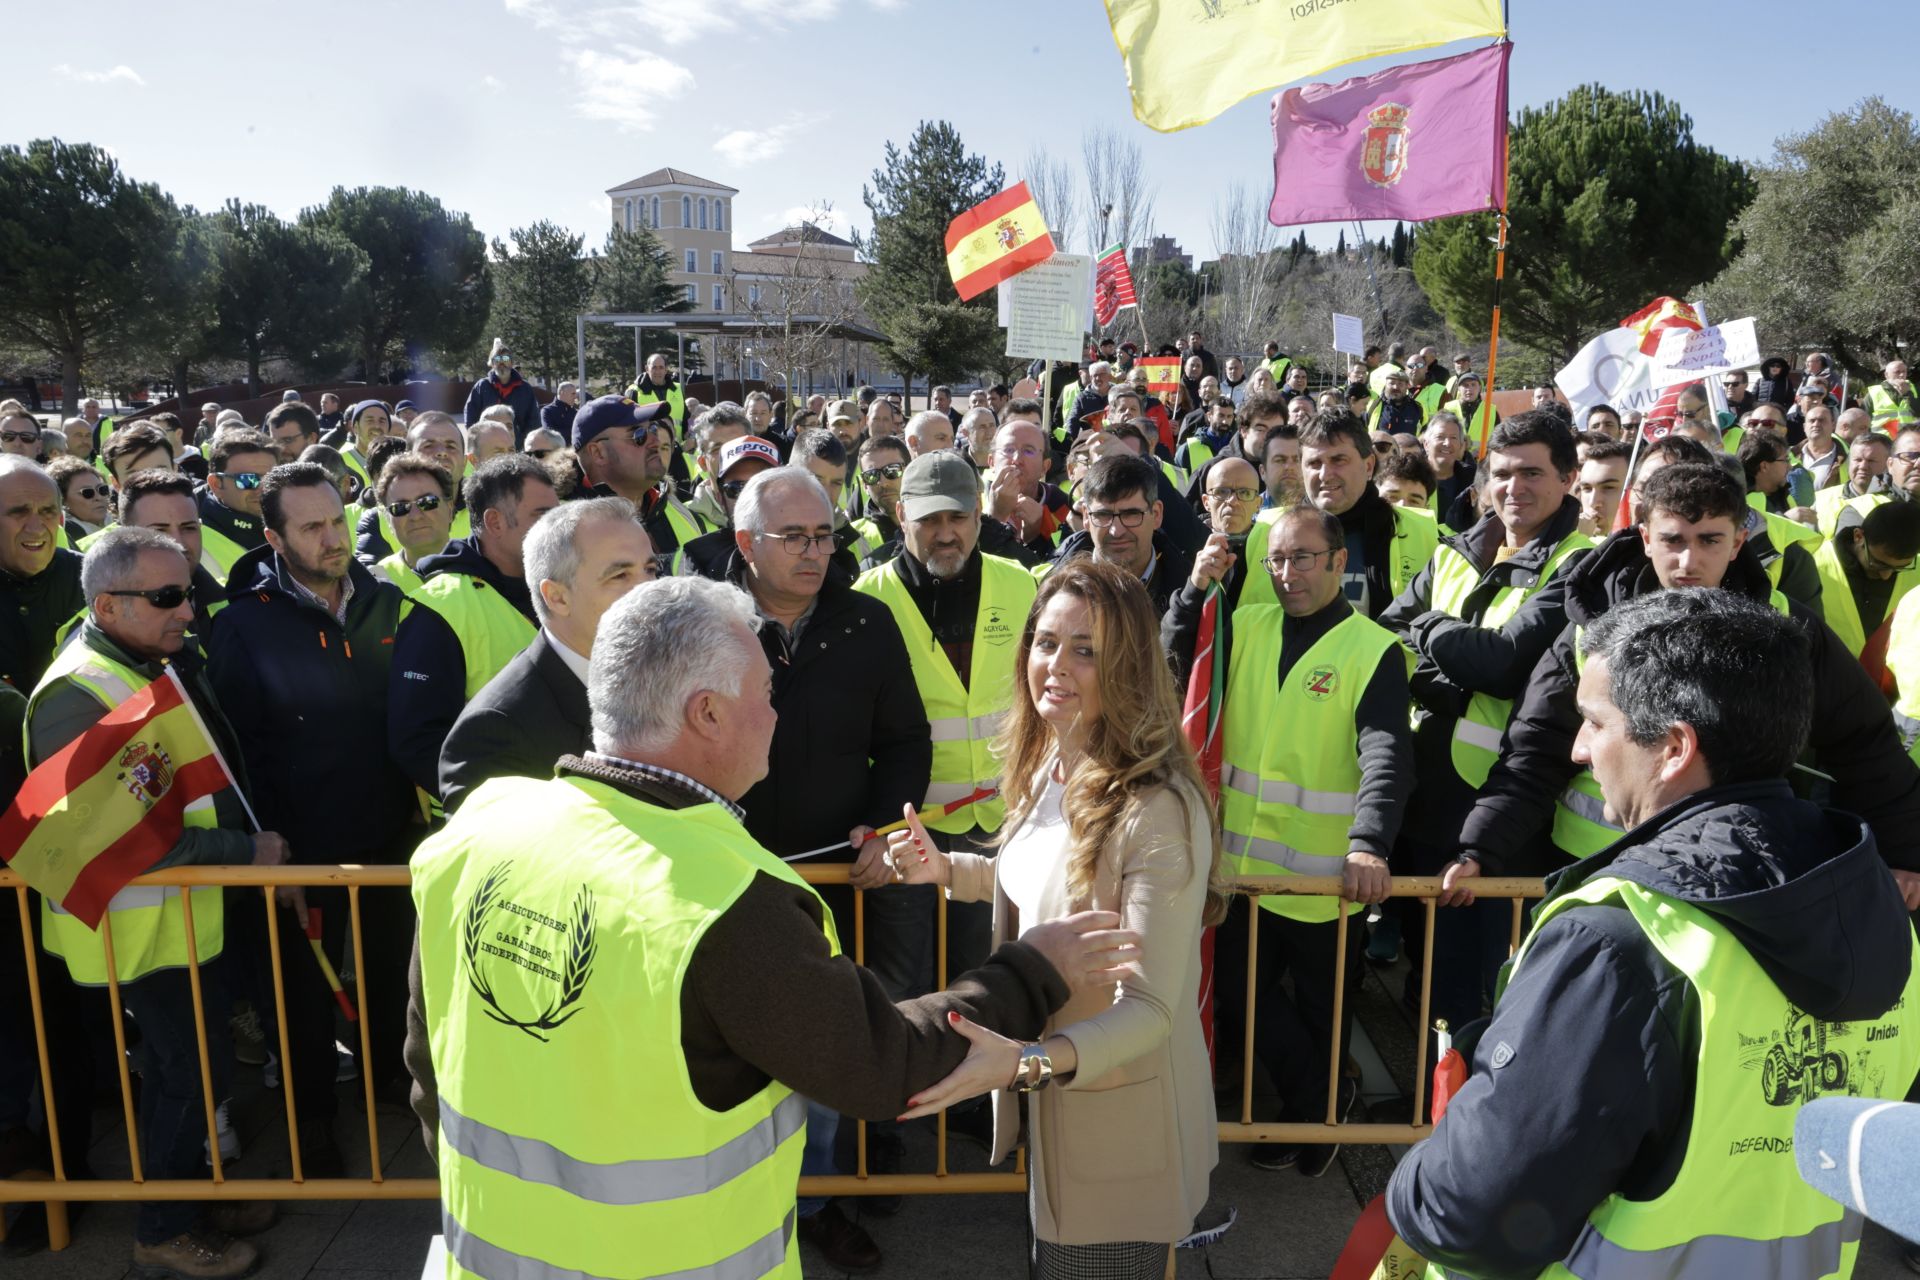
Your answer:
[959,406,997,434]
[557,381,578,396]
[0,455,53,485]
[693,403,750,449]
[1088,361,1112,379]
[82,525,187,601]
[904,411,952,446]
[589,577,762,755]
[734,467,833,536]
[524,496,638,626]
[465,419,513,453]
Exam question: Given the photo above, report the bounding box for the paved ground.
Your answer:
[5,945,1914,1279]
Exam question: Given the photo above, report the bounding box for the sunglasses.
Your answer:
[218,471,265,490]
[528,448,556,460]
[860,464,905,484]
[1,430,40,444]
[70,485,106,501]
[720,479,751,500]
[387,495,445,517]
[107,584,194,609]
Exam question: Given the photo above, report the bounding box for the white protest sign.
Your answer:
[1555,310,1758,416]
[1646,317,1760,388]
[1332,312,1365,356]
[1005,253,1092,364]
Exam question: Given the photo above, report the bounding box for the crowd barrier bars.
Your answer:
[0,866,1548,1250]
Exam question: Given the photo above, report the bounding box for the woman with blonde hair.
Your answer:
[889,556,1224,1279]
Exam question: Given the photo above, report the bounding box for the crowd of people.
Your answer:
[2,332,1920,1279]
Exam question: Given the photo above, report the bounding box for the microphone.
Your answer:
[1794,1097,1920,1240]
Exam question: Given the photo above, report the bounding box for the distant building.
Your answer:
[605,167,739,313]
[1131,234,1193,273]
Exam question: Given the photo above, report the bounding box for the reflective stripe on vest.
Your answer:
[855,555,1036,833]
[1868,383,1920,428]
[415,776,830,1280]
[1221,763,1357,816]
[1502,874,1920,1280]
[26,642,223,985]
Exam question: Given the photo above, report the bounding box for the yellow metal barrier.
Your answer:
[0,865,1545,1251]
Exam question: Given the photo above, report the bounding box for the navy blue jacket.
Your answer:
[463,369,541,444]
[1389,781,1915,1279]
[386,536,538,794]
[539,398,577,440]
[207,546,415,863]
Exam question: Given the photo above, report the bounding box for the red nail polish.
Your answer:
[948,1010,960,1023]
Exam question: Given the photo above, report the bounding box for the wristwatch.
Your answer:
[1013,1042,1054,1093]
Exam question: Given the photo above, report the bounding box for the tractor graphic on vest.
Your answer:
[1760,1008,1849,1106]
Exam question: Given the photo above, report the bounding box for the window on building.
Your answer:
[711,251,723,275]
[624,199,633,232]
[716,201,727,233]
[685,249,697,273]
[651,197,660,228]
[698,198,709,231]
[684,283,697,305]
[712,284,724,311]
[748,283,762,306]
[681,195,691,227]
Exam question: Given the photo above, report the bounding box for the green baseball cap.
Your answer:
[898,451,980,521]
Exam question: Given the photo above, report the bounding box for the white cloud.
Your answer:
[713,114,826,166]
[509,0,844,48]
[54,63,145,87]
[566,47,695,133]
[481,74,504,93]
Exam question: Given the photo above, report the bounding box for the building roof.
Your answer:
[605,167,739,195]
[748,222,856,250]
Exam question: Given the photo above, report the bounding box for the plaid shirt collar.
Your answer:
[584,752,744,821]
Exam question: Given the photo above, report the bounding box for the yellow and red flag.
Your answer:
[1620,296,1703,356]
[944,182,1054,302]
[0,667,232,928]
[1136,357,1181,392]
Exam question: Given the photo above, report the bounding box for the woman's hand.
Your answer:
[900,1011,1023,1120]
[883,803,950,887]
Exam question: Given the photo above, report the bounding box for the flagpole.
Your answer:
[164,666,261,833]
[1478,130,1512,460]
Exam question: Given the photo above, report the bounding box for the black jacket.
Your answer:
[0,550,83,694]
[437,629,590,814]
[729,555,932,858]
[463,369,540,444]
[1049,529,1194,620]
[208,546,415,863]
[539,398,577,440]
[1162,590,1413,858]
[1459,529,1920,874]
[387,536,539,794]
[1381,498,1590,846]
[1391,781,1915,1280]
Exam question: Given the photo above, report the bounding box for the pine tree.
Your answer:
[585,226,689,389]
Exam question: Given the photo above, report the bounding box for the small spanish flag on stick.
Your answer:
[944,182,1055,302]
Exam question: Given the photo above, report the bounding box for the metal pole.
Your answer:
[575,315,587,392]
[634,325,643,391]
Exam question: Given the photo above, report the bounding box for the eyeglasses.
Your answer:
[70,485,105,501]
[218,471,264,490]
[754,531,834,556]
[1206,487,1259,504]
[106,584,194,609]
[387,495,445,517]
[0,430,40,444]
[860,464,905,484]
[1263,548,1336,575]
[1085,507,1151,530]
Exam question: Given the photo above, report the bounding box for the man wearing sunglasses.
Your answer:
[1814,438,1920,659]
[198,432,277,584]
[27,525,291,1280]
[463,339,539,445]
[848,436,909,563]
[573,396,708,559]
[366,455,459,596]
[0,408,43,461]
[355,414,473,565]
[675,436,781,580]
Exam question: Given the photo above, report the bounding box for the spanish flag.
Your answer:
[0,667,232,928]
[1620,296,1704,356]
[945,182,1055,302]
[1136,357,1182,392]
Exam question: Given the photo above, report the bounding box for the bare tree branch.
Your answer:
[1022,147,1080,255]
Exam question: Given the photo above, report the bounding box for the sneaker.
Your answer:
[130,1228,260,1279]
[797,1202,881,1274]
[334,1041,359,1083]
[1248,1141,1302,1171]
[260,1051,279,1091]
[205,1201,277,1237]
[1365,915,1402,965]
[202,1099,240,1166]
[228,1005,266,1067]
[1297,1080,1360,1178]
[295,1119,344,1180]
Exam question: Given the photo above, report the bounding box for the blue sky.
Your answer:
[8,0,1912,262]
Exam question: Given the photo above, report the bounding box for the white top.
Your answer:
[546,629,591,685]
[996,768,1067,938]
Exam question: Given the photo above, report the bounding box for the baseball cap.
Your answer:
[718,436,781,479]
[394,398,416,412]
[899,451,981,521]
[571,396,672,450]
[827,406,860,426]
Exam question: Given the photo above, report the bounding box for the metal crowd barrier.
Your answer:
[0,865,1546,1251]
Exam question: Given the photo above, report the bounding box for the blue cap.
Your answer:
[395,399,417,412]
[572,395,673,450]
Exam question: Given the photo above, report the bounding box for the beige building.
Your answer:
[605,167,739,314]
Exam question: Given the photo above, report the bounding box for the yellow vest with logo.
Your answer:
[1886,585,1920,768]
[1219,605,1408,923]
[1809,514,1920,660]
[1867,382,1919,428]
[1429,530,1592,787]
[1239,503,1439,614]
[855,554,1035,833]
[410,571,538,700]
[26,642,222,985]
[414,773,834,1280]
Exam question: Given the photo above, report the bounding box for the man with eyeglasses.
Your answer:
[388,454,558,797]
[521,426,565,462]
[464,340,539,444]
[1169,504,1412,1176]
[438,496,658,814]
[196,431,276,584]
[986,419,1072,560]
[675,436,780,580]
[1051,454,1191,618]
[26,525,291,1279]
[264,401,318,466]
[1813,499,1920,660]
[572,397,708,559]
[687,404,752,527]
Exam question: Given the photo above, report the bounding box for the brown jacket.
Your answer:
[950,773,1218,1246]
